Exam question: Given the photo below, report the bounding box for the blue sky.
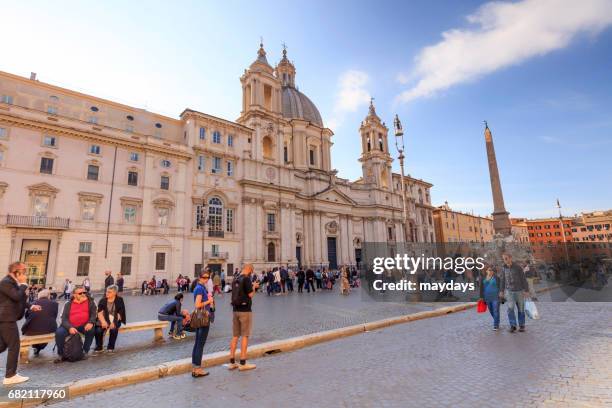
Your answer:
[3,0,612,218]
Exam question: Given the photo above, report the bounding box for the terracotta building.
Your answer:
[526,217,573,245]
[0,44,435,290]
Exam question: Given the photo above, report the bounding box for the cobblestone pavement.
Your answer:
[1,285,438,387]
[50,285,612,408]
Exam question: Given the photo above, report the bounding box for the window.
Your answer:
[199,127,206,140]
[212,131,221,144]
[198,155,205,172]
[388,227,394,240]
[82,200,96,220]
[128,171,138,186]
[263,136,273,159]
[124,205,136,224]
[160,175,170,190]
[0,127,6,139]
[33,195,50,217]
[212,157,222,174]
[267,242,275,262]
[120,256,132,275]
[227,161,233,176]
[309,149,315,166]
[43,135,56,147]
[40,157,54,174]
[208,197,223,236]
[283,145,288,163]
[47,106,58,115]
[130,152,139,162]
[87,165,99,181]
[155,253,166,270]
[226,208,234,232]
[161,159,171,168]
[125,125,134,133]
[228,134,234,146]
[78,242,92,253]
[77,256,90,276]
[88,116,98,124]
[126,115,134,121]
[122,243,133,254]
[1,95,13,104]
[211,244,220,257]
[90,106,99,112]
[155,123,162,129]
[195,204,205,229]
[267,213,276,232]
[89,145,101,155]
[157,207,169,226]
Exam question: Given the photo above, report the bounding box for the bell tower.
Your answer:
[239,41,282,119]
[359,99,392,189]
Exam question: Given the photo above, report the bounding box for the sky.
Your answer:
[2,0,612,218]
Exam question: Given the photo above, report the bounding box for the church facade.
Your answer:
[0,44,435,290]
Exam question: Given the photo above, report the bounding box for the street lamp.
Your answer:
[199,199,210,274]
[393,114,409,244]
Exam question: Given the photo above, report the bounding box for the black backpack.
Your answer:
[231,276,248,307]
[63,334,85,362]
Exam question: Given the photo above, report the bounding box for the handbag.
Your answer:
[476,299,487,313]
[190,307,210,328]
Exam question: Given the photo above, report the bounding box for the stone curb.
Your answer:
[1,282,565,407]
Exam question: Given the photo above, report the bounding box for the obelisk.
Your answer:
[484,122,512,236]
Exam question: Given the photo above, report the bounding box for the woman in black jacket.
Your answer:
[94,285,126,353]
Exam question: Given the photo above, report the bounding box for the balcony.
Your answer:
[6,214,70,229]
[204,251,228,260]
[208,230,224,238]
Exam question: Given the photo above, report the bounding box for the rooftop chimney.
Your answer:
[30,72,37,80]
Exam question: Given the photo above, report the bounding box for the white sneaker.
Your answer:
[3,374,29,385]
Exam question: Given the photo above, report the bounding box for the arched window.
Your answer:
[418,189,423,204]
[263,136,273,159]
[378,134,384,151]
[367,136,371,152]
[267,242,276,262]
[208,197,223,237]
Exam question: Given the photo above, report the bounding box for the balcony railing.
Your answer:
[6,214,70,229]
[204,251,228,259]
[208,230,224,238]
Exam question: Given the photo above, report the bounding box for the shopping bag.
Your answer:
[525,299,540,320]
[477,299,487,313]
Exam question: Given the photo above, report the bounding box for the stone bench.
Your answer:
[19,320,168,363]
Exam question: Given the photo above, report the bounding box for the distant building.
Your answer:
[433,202,494,243]
[526,217,573,245]
[510,218,530,244]
[570,210,612,258]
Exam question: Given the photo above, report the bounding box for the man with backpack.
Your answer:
[54,286,96,363]
[227,264,259,371]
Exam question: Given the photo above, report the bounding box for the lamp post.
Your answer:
[199,199,209,275]
[393,114,409,244]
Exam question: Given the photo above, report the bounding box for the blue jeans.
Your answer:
[158,313,183,334]
[486,300,500,328]
[505,290,526,328]
[55,325,95,356]
[191,325,210,367]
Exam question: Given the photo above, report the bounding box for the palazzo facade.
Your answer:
[0,44,434,290]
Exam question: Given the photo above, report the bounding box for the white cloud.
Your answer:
[327,70,371,130]
[396,0,612,103]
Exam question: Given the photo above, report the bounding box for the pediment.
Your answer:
[315,188,356,206]
[27,182,59,196]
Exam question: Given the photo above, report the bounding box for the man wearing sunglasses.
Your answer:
[54,285,96,362]
[0,262,43,384]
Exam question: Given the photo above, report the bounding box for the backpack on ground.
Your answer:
[231,276,249,307]
[63,334,85,362]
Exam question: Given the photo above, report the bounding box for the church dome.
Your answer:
[281,86,323,127]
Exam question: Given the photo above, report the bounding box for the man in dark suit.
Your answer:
[104,271,114,290]
[0,262,41,385]
[21,289,58,356]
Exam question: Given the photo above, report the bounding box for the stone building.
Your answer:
[433,202,494,243]
[0,44,434,289]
